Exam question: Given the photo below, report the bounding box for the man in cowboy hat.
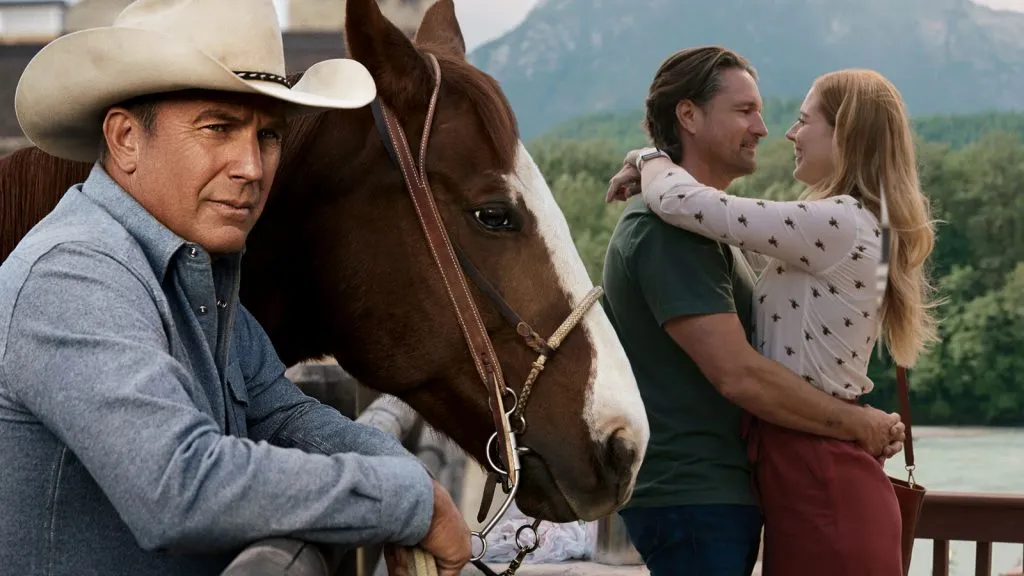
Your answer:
[0,0,471,574]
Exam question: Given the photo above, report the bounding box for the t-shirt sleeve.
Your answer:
[626,213,737,327]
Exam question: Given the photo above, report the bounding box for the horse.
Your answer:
[0,0,649,534]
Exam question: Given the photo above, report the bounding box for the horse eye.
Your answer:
[472,205,516,231]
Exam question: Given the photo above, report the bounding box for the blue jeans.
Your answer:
[618,504,763,576]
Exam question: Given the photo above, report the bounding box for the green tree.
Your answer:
[527,138,627,281]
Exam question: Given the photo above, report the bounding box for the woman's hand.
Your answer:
[882,418,906,459]
[606,160,641,203]
[853,405,905,459]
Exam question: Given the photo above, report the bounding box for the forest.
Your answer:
[527,100,1024,426]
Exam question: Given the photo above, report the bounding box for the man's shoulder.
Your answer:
[614,200,724,250]
[610,200,727,267]
[1,191,154,315]
[7,189,143,269]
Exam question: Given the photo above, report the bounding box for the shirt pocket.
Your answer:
[225,360,249,438]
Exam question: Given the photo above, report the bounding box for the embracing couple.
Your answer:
[601,46,938,575]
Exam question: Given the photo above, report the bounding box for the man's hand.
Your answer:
[384,480,471,576]
[853,405,905,458]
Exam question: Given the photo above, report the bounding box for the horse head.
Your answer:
[243,0,649,523]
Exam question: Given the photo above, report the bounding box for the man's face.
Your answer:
[690,67,768,179]
[115,93,287,255]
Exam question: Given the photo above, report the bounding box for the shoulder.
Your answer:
[2,191,158,312]
[10,189,149,276]
[613,199,724,256]
[822,194,882,249]
[0,240,159,365]
[2,240,153,313]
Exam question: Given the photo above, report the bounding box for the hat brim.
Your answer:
[15,27,377,162]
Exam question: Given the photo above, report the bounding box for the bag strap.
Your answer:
[895,366,916,472]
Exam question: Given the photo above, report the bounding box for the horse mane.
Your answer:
[0,146,91,263]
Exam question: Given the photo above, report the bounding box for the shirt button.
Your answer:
[197,305,209,315]
[188,246,199,258]
[216,300,228,309]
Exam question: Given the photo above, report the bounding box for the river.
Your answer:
[882,426,1024,576]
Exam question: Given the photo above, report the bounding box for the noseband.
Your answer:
[369,53,602,573]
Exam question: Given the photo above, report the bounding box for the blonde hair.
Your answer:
[803,69,940,367]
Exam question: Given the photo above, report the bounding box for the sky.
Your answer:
[453,0,1024,52]
[453,0,540,51]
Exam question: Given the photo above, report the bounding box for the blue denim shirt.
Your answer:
[0,164,433,575]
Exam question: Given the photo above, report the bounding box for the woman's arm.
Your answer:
[640,157,862,274]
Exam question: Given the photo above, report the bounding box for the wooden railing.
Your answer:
[220,490,1024,576]
[917,491,1024,576]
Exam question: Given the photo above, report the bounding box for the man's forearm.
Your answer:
[251,390,413,459]
[722,353,866,440]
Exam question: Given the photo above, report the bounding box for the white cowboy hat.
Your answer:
[14,0,377,163]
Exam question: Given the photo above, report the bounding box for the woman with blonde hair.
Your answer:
[609,68,939,574]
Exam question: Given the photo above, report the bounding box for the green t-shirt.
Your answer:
[602,199,757,508]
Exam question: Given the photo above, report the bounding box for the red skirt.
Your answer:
[743,416,903,576]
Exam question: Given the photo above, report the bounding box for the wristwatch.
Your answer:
[635,147,670,171]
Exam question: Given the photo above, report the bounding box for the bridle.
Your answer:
[369,52,603,574]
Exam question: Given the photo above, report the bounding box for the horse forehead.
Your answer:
[501,142,552,207]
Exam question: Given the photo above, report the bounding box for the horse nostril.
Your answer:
[604,429,638,481]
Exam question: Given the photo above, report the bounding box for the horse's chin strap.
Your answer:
[368,53,602,575]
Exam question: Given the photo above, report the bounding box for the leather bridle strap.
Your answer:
[452,243,556,358]
[369,54,518,483]
[372,86,553,360]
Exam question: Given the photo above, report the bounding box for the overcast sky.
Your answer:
[454,0,1024,52]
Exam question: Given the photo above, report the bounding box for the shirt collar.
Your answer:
[79,163,189,280]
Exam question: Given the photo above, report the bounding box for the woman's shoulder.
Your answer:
[829,194,882,235]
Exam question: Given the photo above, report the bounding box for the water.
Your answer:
[882,427,1024,576]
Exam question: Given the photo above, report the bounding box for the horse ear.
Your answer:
[414,0,466,58]
[345,0,431,107]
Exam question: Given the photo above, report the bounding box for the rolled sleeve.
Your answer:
[0,243,433,551]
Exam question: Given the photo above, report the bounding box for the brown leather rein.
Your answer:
[368,53,602,568]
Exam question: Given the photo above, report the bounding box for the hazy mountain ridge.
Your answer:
[468,0,1024,138]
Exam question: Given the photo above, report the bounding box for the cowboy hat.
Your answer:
[15,0,377,163]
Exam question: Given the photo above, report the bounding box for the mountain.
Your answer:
[468,0,1024,139]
